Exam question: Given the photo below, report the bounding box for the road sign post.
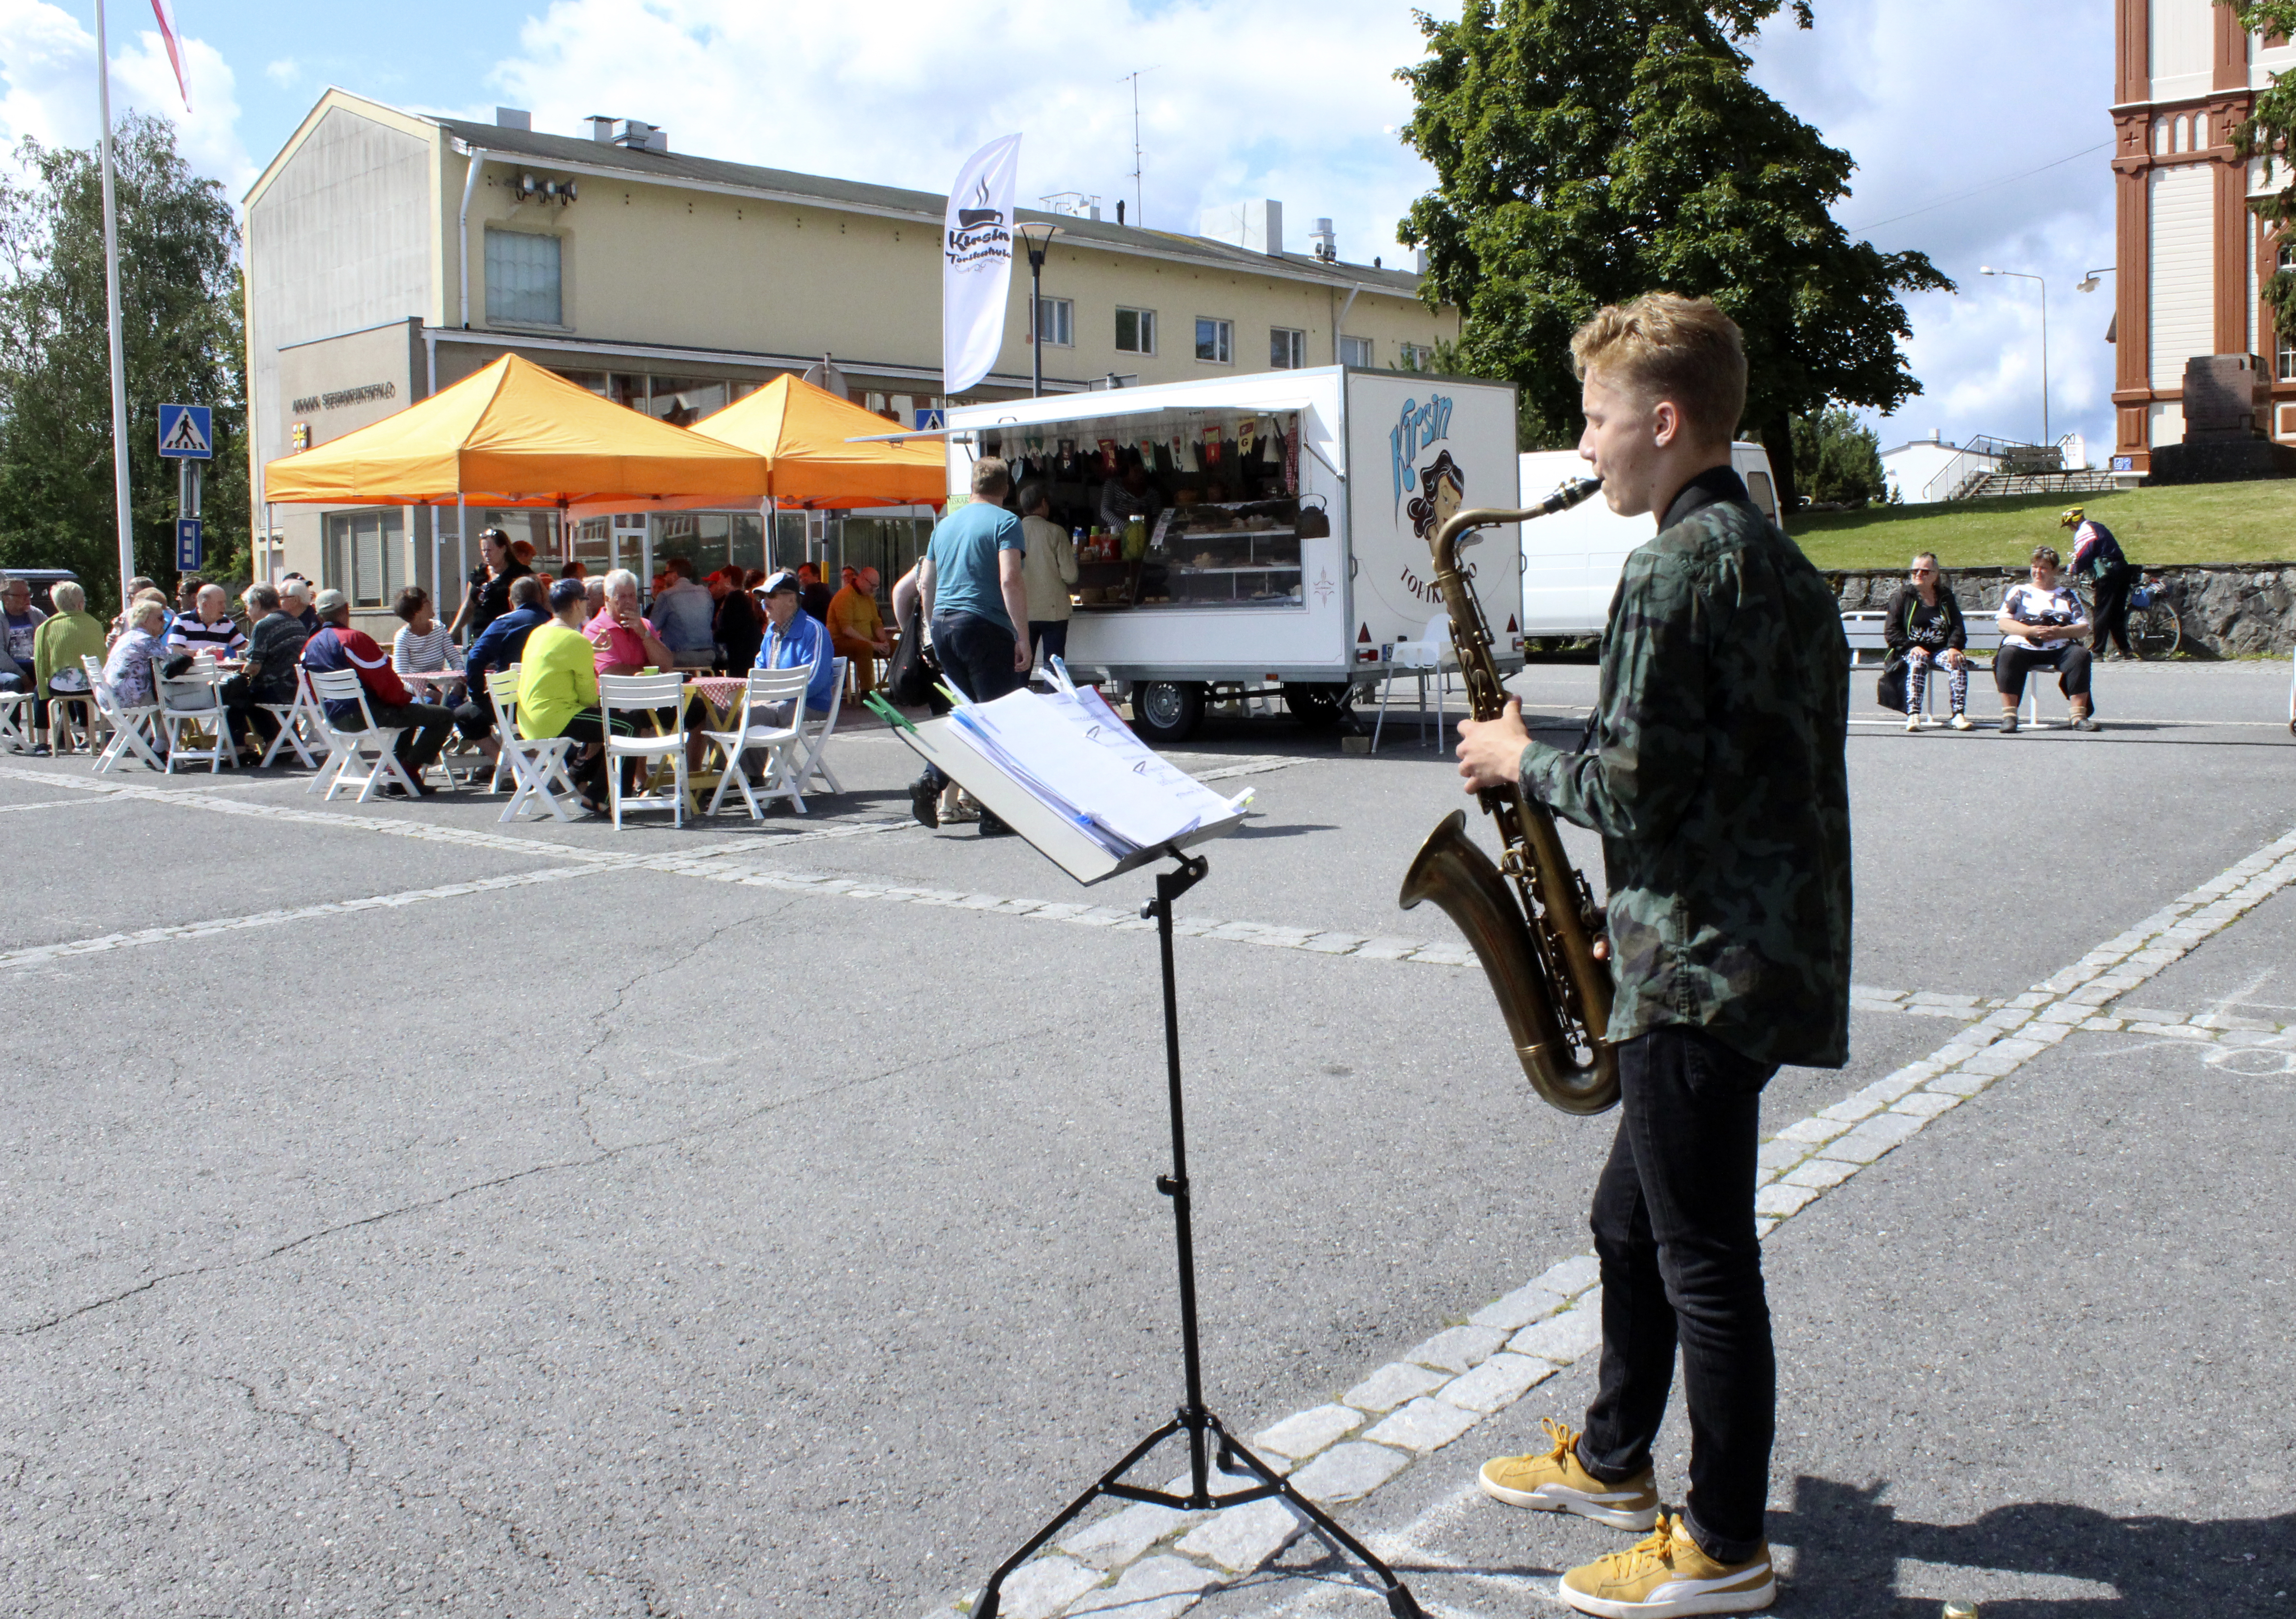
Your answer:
[158,404,213,461]
[176,518,204,571]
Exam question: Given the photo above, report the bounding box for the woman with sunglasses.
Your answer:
[1881,552,1972,731]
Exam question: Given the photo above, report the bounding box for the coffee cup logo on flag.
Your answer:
[942,133,1022,395]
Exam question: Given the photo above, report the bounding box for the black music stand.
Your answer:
[877,708,1420,1618]
[971,849,1420,1619]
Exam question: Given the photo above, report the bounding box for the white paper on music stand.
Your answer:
[948,689,1248,853]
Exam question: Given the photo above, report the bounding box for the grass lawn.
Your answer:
[1788,482,2296,571]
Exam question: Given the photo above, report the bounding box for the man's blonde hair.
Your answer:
[971,456,1011,498]
[1570,293,1747,445]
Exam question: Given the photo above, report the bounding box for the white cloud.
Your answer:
[1746,0,2119,459]
[0,0,252,192]
[264,57,297,88]
[478,0,1441,267]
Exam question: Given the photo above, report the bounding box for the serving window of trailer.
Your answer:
[976,402,1318,614]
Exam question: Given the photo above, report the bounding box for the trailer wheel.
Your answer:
[1132,680,1204,743]
[1280,682,1353,728]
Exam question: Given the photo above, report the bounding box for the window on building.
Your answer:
[323,510,405,609]
[2281,328,2296,383]
[1195,317,1233,364]
[485,228,562,326]
[1399,342,1436,372]
[1340,335,1372,368]
[1116,307,1158,354]
[1036,296,1074,347]
[1270,326,1306,368]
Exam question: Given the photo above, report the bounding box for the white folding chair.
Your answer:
[598,670,689,829]
[1371,614,1455,753]
[486,667,579,822]
[306,667,419,802]
[84,657,165,774]
[0,689,32,753]
[700,666,809,819]
[156,663,237,774]
[257,666,324,768]
[779,657,847,809]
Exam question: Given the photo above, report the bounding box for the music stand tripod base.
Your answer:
[972,852,1422,1619]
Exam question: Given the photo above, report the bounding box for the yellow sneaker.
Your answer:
[1477,1417,1658,1531]
[1558,1512,1775,1617]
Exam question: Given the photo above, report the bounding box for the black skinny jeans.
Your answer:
[1578,1025,1778,1566]
[1993,641,2091,701]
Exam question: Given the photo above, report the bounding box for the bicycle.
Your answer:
[2074,571,2183,660]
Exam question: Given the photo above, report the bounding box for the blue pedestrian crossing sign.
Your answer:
[176,518,204,570]
[158,403,212,460]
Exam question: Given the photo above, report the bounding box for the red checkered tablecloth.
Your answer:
[686,676,746,710]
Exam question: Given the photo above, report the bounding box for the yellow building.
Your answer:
[244,91,1458,622]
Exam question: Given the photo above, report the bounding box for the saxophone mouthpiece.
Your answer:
[1541,477,1603,516]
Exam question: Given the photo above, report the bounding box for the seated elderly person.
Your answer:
[827,565,892,698]
[648,556,718,664]
[754,568,838,727]
[222,583,308,753]
[1881,551,1972,732]
[31,580,106,754]
[1995,544,2096,734]
[280,574,320,633]
[1,573,45,703]
[103,596,169,713]
[516,576,624,812]
[166,582,248,662]
[301,588,456,795]
[585,568,674,676]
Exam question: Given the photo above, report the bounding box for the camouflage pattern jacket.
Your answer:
[1518,466,1852,1069]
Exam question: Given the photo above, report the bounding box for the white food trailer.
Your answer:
[1515,442,1784,639]
[940,367,1524,741]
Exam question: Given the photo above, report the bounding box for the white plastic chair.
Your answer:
[156,663,237,774]
[306,667,418,802]
[486,667,579,822]
[1371,614,1456,753]
[257,666,324,768]
[700,666,810,819]
[84,656,165,774]
[598,670,689,829]
[0,689,32,753]
[780,657,847,807]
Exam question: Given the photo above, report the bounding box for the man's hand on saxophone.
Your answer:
[1456,696,1531,793]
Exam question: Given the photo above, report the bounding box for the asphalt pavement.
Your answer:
[0,657,2290,1617]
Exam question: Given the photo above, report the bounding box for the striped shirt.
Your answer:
[392,622,458,673]
[166,614,247,660]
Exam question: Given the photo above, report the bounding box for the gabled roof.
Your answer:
[431,115,1431,299]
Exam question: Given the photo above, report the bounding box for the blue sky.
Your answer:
[2,0,2121,461]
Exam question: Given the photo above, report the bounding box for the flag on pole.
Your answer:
[149,0,190,111]
[941,133,1021,396]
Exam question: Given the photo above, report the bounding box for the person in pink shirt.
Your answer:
[585,568,675,675]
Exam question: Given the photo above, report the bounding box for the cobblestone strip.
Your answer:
[923,823,2296,1619]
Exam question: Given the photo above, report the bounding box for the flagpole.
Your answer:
[94,0,137,611]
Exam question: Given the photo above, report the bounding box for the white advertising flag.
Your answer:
[942,133,1022,396]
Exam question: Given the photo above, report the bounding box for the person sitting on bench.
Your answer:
[1994,545,2095,734]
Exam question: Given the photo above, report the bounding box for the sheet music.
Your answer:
[947,688,1248,854]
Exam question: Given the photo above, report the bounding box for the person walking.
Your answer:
[1455,294,1851,1618]
[2063,507,2134,659]
[907,457,1030,836]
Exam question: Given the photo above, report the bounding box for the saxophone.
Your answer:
[1397,478,1620,1116]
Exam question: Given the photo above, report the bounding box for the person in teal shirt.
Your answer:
[910,457,1030,832]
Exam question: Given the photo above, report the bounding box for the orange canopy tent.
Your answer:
[563,374,948,518]
[262,353,773,509]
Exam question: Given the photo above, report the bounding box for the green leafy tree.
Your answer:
[0,114,246,608]
[2228,2,2296,340]
[1396,0,1950,511]
[1789,406,1885,504]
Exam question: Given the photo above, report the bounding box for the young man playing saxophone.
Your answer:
[1453,294,1852,1617]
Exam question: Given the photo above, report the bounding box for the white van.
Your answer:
[1516,442,1783,638]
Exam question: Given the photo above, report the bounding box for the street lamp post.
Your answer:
[1980,266,2050,449]
[1015,223,1063,398]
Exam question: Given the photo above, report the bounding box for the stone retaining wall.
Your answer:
[1826,563,2296,657]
